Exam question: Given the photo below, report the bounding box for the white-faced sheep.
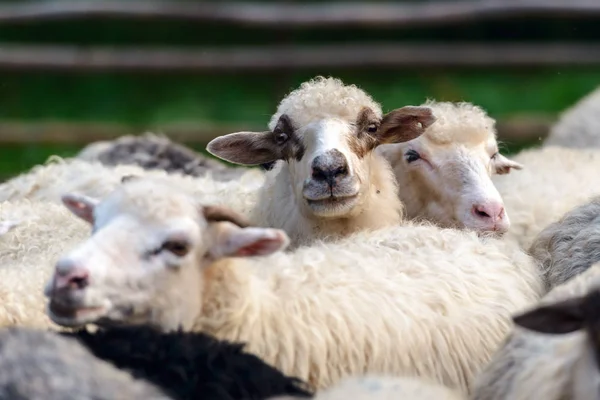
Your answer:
[529,196,600,291]
[44,176,543,393]
[0,327,169,400]
[271,375,464,400]
[206,76,436,246]
[543,86,600,149]
[77,132,250,181]
[471,262,600,400]
[377,100,523,235]
[492,145,600,250]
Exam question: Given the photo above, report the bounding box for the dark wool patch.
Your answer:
[60,325,313,400]
[90,136,248,181]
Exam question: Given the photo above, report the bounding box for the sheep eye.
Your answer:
[405,149,421,163]
[161,240,190,257]
[367,123,378,133]
[491,152,499,160]
[274,131,289,145]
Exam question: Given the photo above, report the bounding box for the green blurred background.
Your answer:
[0,0,599,179]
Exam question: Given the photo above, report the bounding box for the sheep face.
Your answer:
[44,177,289,329]
[208,102,434,219]
[379,101,522,234]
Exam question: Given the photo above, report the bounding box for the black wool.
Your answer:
[60,325,313,400]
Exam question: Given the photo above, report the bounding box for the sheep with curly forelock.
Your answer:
[207,76,436,247]
[529,196,600,291]
[493,145,600,250]
[44,175,543,394]
[472,262,600,400]
[544,86,600,149]
[378,100,522,235]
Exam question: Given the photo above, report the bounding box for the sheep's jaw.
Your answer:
[47,300,107,327]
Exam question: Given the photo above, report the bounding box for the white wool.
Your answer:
[544,86,600,149]
[271,375,464,400]
[493,146,600,250]
[43,177,544,394]
[268,76,382,131]
[472,263,600,400]
[0,157,264,217]
[0,200,90,330]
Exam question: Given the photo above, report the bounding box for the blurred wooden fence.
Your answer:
[0,0,598,145]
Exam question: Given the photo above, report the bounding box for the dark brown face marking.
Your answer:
[349,107,381,158]
[201,205,250,228]
[271,114,305,162]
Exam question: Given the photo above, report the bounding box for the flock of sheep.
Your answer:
[0,76,600,399]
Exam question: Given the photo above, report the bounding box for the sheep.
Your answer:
[492,145,600,250]
[377,100,523,235]
[0,327,169,400]
[0,157,264,217]
[471,262,600,400]
[43,175,544,394]
[543,86,600,149]
[529,196,600,291]
[206,76,436,246]
[76,132,250,181]
[58,324,312,400]
[270,375,464,400]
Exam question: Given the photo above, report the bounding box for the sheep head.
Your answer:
[44,177,289,330]
[207,76,434,219]
[378,100,522,235]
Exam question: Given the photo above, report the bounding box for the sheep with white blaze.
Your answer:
[472,262,600,400]
[44,176,544,393]
[377,101,523,235]
[207,76,436,246]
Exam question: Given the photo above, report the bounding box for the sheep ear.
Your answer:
[513,297,586,335]
[377,106,436,145]
[207,131,280,166]
[493,154,523,175]
[208,222,289,259]
[61,193,99,224]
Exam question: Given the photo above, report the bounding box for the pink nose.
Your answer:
[53,260,90,291]
[472,202,505,224]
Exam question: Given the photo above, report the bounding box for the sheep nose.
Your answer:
[311,150,349,186]
[472,202,505,224]
[53,259,90,291]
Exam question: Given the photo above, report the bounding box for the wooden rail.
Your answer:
[1,42,600,71]
[0,0,597,28]
[0,115,555,146]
